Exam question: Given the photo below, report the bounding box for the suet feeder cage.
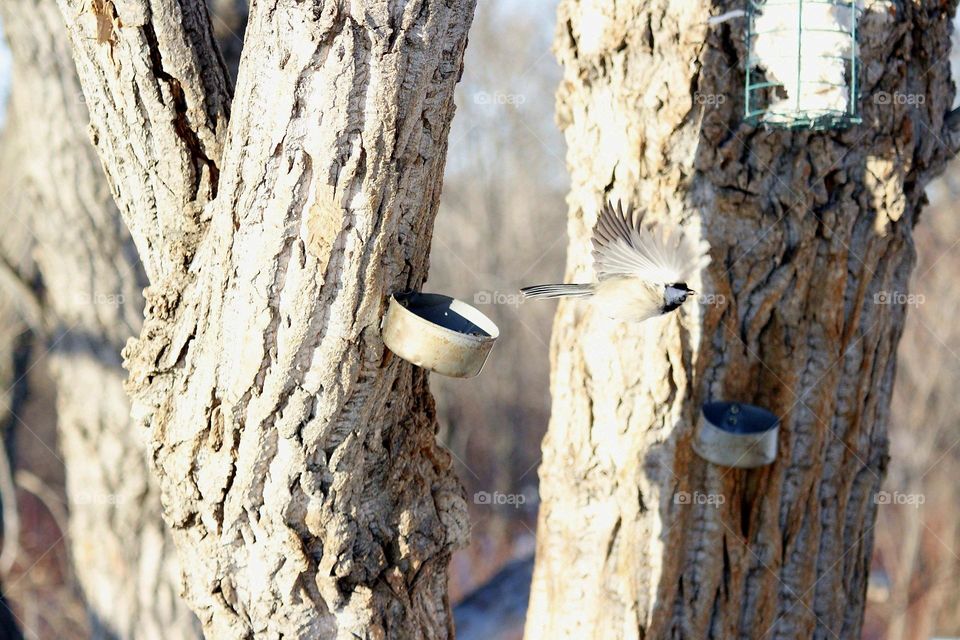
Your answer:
[381,292,499,379]
[693,401,780,468]
[745,0,861,129]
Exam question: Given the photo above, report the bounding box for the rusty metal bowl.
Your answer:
[381,292,499,378]
[693,401,780,468]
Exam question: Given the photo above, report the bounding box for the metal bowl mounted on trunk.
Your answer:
[693,401,780,468]
[381,292,500,378]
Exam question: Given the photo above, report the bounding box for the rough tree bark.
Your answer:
[0,1,201,637]
[526,1,956,639]
[56,0,476,637]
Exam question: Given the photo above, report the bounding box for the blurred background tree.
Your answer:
[430,1,565,604]
[0,0,197,637]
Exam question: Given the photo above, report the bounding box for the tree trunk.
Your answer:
[0,239,30,640]
[56,0,476,636]
[0,1,201,637]
[0,35,37,591]
[526,2,956,639]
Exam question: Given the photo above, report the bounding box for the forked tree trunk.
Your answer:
[56,0,476,636]
[0,1,200,637]
[526,2,956,638]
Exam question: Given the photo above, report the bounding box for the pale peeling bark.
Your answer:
[57,0,476,637]
[526,2,956,639]
[60,0,232,282]
[0,1,201,637]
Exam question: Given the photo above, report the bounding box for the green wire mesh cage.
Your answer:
[745,0,862,129]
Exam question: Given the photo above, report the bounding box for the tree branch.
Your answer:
[55,0,232,281]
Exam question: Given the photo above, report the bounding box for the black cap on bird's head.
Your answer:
[663,282,694,312]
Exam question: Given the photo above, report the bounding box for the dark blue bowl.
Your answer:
[702,401,779,435]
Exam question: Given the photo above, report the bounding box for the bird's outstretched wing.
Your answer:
[591,201,708,284]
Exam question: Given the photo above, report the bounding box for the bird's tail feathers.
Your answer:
[520,283,595,300]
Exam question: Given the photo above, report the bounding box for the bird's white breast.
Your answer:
[592,277,664,322]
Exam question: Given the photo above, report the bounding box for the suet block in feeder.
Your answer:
[693,401,780,468]
[381,292,499,379]
[745,0,861,129]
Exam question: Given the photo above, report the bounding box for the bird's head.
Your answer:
[664,282,694,308]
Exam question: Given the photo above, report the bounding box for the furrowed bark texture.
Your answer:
[57,0,476,636]
[59,0,232,283]
[0,1,201,637]
[526,2,956,639]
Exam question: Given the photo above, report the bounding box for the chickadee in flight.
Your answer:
[521,201,709,322]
